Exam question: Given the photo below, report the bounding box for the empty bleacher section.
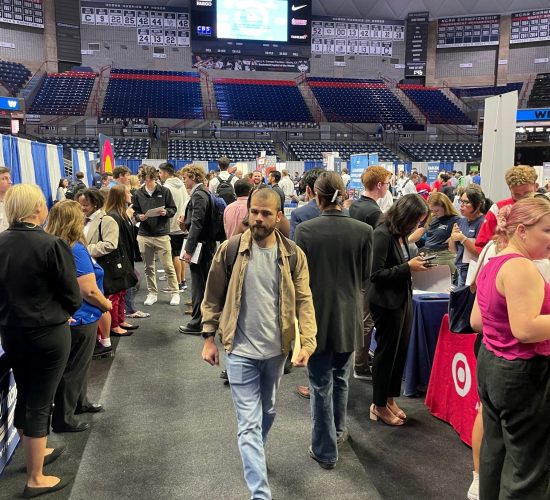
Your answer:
[168,140,276,161]
[47,137,149,159]
[399,143,482,162]
[306,77,417,126]
[289,142,400,162]
[451,83,523,98]
[28,71,96,115]
[214,79,313,123]
[102,70,202,119]
[399,85,472,125]
[0,61,31,95]
[527,73,550,108]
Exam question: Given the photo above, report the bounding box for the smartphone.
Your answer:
[421,254,436,262]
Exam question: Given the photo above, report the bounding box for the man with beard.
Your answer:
[201,188,317,500]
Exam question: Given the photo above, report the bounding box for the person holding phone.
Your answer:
[369,194,430,425]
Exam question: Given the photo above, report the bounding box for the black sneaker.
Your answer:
[179,282,188,291]
[93,343,113,358]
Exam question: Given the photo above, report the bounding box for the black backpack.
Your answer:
[65,181,86,200]
[215,174,236,206]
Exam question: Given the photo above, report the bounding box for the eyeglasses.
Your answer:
[459,199,471,205]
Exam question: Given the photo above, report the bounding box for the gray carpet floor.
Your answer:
[1,265,472,499]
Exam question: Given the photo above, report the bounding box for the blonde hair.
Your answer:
[504,165,537,188]
[45,200,86,247]
[129,175,141,190]
[428,191,459,217]
[4,184,46,225]
[180,164,206,183]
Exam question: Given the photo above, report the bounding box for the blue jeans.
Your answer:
[308,351,353,465]
[456,264,468,287]
[225,352,286,500]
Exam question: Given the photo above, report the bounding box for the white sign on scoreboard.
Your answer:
[312,16,402,56]
[80,1,190,48]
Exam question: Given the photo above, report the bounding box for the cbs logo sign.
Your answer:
[452,353,472,397]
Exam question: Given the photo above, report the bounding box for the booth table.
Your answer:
[403,293,450,396]
[0,345,19,475]
[425,314,480,446]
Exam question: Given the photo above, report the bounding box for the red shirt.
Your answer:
[432,180,442,192]
[415,182,431,200]
[475,197,514,252]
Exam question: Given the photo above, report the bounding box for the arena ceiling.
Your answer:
[90,0,550,19]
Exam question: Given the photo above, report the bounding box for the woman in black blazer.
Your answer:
[369,194,430,426]
[0,184,81,497]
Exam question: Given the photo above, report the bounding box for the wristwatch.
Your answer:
[202,332,215,339]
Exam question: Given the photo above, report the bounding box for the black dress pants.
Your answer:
[0,322,70,437]
[477,344,550,500]
[52,321,97,428]
[370,298,412,407]
[187,248,213,332]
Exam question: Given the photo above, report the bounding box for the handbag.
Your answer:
[448,242,494,334]
[96,218,138,295]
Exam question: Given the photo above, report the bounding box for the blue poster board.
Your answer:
[348,153,370,191]
[427,162,440,186]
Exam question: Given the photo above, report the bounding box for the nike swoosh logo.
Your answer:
[291,4,307,11]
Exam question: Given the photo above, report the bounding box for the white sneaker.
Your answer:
[467,471,479,500]
[144,294,158,306]
[170,294,180,306]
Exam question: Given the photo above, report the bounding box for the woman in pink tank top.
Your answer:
[470,196,550,499]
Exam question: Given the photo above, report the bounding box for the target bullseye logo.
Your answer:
[452,353,471,397]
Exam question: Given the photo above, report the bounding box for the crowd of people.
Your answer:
[0,160,549,499]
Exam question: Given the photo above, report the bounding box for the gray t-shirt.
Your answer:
[232,241,282,359]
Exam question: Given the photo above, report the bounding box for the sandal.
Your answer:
[370,404,404,426]
[126,311,150,318]
[387,402,407,420]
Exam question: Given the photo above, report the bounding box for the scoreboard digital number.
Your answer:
[0,0,44,29]
[311,16,404,57]
[81,1,190,48]
[437,15,500,48]
[511,9,550,44]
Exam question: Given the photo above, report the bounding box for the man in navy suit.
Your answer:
[289,169,323,240]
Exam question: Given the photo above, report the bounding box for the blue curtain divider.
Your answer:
[2,135,21,184]
[114,158,142,174]
[31,141,54,207]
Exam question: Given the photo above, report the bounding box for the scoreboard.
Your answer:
[80,2,190,48]
[511,9,550,44]
[437,15,500,48]
[311,16,404,57]
[190,0,312,58]
[0,0,43,29]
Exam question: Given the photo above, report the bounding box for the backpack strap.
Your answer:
[225,234,242,290]
[227,174,234,183]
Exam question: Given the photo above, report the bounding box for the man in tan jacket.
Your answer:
[201,188,317,500]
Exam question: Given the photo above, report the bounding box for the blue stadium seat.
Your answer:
[399,85,472,125]
[0,60,32,95]
[213,78,313,123]
[29,71,96,116]
[306,77,418,125]
[168,139,277,161]
[399,142,482,162]
[288,141,400,162]
[102,69,203,119]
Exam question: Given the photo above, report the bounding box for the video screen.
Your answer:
[216,0,288,42]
